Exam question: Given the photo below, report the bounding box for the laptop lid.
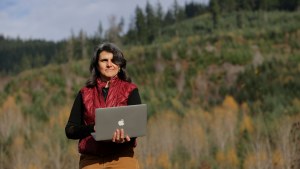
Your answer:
[91,104,147,141]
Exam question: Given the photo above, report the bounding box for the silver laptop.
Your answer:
[91,104,147,141]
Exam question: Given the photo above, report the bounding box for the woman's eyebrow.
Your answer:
[99,58,113,61]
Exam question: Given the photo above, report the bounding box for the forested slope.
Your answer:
[0,11,300,169]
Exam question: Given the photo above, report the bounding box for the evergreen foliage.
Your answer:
[0,1,299,168]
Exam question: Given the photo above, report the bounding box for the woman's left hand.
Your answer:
[112,129,131,143]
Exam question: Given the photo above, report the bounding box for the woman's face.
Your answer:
[98,51,120,81]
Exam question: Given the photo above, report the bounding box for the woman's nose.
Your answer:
[107,60,113,66]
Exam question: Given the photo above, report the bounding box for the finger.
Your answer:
[116,129,120,141]
[125,135,131,142]
[112,131,117,142]
[120,128,125,139]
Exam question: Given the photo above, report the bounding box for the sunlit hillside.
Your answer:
[0,11,300,169]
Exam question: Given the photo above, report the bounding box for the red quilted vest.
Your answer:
[79,76,137,156]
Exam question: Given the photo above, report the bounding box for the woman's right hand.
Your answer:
[112,129,130,143]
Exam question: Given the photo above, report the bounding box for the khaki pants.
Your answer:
[79,154,140,169]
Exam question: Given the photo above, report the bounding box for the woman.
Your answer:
[65,42,141,169]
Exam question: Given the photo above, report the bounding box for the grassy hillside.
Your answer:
[0,11,300,169]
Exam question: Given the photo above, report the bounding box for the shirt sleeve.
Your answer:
[65,91,94,140]
[127,88,142,105]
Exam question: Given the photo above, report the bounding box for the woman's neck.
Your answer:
[99,75,118,83]
[105,81,110,88]
[99,75,118,88]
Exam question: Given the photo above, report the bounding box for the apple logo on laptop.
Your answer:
[118,119,125,126]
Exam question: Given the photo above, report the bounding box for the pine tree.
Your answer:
[135,6,147,44]
[155,1,164,38]
[145,2,156,43]
[95,21,103,39]
[210,0,220,29]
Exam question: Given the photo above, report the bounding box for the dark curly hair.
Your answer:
[86,42,131,87]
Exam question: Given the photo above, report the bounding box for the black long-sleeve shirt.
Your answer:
[65,88,142,139]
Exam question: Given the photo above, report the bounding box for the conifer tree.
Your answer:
[135,6,147,44]
[155,1,164,38]
[145,2,156,43]
[95,21,104,39]
[210,0,220,29]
